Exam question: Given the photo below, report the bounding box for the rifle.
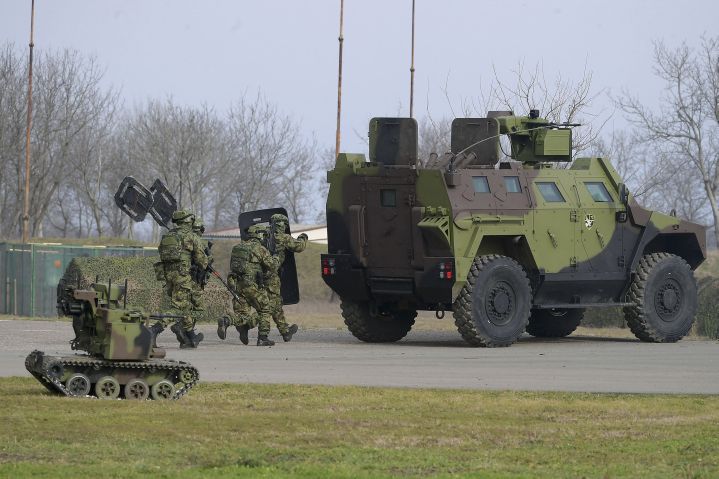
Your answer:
[267,217,277,255]
[207,266,243,303]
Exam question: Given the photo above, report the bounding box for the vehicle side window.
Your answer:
[536,182,565,203]
[380,189,396,207]
[584,182,613,202]
[472,176,490,193]
[504,176,522,193]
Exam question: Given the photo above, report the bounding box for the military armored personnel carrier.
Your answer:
[322,112,706,347]
[26,279,199,399]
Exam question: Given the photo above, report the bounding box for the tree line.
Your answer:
[0,42,319,241]
[2,37,718,245]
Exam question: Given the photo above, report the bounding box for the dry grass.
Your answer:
[1,377,717,478]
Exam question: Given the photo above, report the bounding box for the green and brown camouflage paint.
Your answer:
[322,114,706,312]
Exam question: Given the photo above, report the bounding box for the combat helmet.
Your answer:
[172,209,195,225]
[271,213,289,225]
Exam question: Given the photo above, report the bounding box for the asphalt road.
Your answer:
[2,319,718,394]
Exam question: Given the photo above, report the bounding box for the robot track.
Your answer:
[25,350,199,400]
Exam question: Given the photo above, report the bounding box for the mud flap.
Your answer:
[238,208,300,305]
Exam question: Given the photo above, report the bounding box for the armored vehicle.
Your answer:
[322,112,706,347]
[26,280,199,399]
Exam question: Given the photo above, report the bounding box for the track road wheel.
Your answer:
[624,253,697,342]
[526,308,584,338]
[65,373,91,397]
[453,255,532,347]
[151,380,175,400]
[95,376,121,400]
[125,379,150,400]
[341,300,416,343]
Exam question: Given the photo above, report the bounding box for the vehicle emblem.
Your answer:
[584,214,595,229]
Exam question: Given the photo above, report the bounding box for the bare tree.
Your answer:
[616,36,719,245]
[0,43,30,237]
[417,115,451,165]
[216,92,318,226]
[473,61,608,157]
[128,99,228,224]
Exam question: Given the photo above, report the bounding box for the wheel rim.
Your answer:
[151,380,175,400]
[125,379,149,400]
[65,374,91,397]
[95,376,120,400]
[654,278,683,322]
[485,281,516,326]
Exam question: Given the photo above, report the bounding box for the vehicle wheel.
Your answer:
[526,308,584,338]
[125,379,150,400]
[65,373,91,397]
[341,300,416,343]
[624,253,697,342]
[94,376,121,400]
[150,380,175,400]
[453,255,532,347]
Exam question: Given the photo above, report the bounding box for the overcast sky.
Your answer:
[2,0,718,154]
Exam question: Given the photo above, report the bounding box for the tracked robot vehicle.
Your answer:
[26,279,199,400]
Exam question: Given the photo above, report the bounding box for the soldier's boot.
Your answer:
[217,316,230,340]
[236,324,250,346]
[282,324,298,342]
[181,329,204,349]
[170,323,190,347]
[149,323,164,348]
[256,334,275,347]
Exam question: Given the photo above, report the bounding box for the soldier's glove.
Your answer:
[298,233,308,241]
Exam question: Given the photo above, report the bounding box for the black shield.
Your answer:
[114,176,153,222]
[238,207,300,305]
[148,179,178,229]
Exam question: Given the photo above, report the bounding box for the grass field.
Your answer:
[1,378,717,478]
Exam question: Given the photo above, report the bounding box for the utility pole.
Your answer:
[409,0,416,118]
[335,0,344,159]
[22,0,36,243]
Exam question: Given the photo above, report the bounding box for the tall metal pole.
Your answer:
[409,0,416,118]
[22,0,36,243]
[335,0,344,159]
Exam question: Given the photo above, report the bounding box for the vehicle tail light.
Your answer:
[322,257,336,276]
[439,261,453,280]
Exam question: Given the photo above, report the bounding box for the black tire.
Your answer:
[453,255,532,347]
[624,253,697,342]
[526,308,584,338]
[341,300,416,343]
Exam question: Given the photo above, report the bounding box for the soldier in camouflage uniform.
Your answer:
[149,209,208,348]
[217,225,279,346]
[266,214,308,341]
[190,216,212,313]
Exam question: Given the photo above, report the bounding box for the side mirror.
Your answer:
[618,183,629,206]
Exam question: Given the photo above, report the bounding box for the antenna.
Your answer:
[335,0,345,159]
[123,278,128,309]
[22,0,36,243]
[409,0,416,118]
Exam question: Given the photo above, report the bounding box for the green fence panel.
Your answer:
[0,243,157,317]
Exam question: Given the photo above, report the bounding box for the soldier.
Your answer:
[190,216,212,313]
[149,209,208,348]
[266,213,308,341]
[217,224,279,346]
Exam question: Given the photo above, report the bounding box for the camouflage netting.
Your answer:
[59,256,232,322]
